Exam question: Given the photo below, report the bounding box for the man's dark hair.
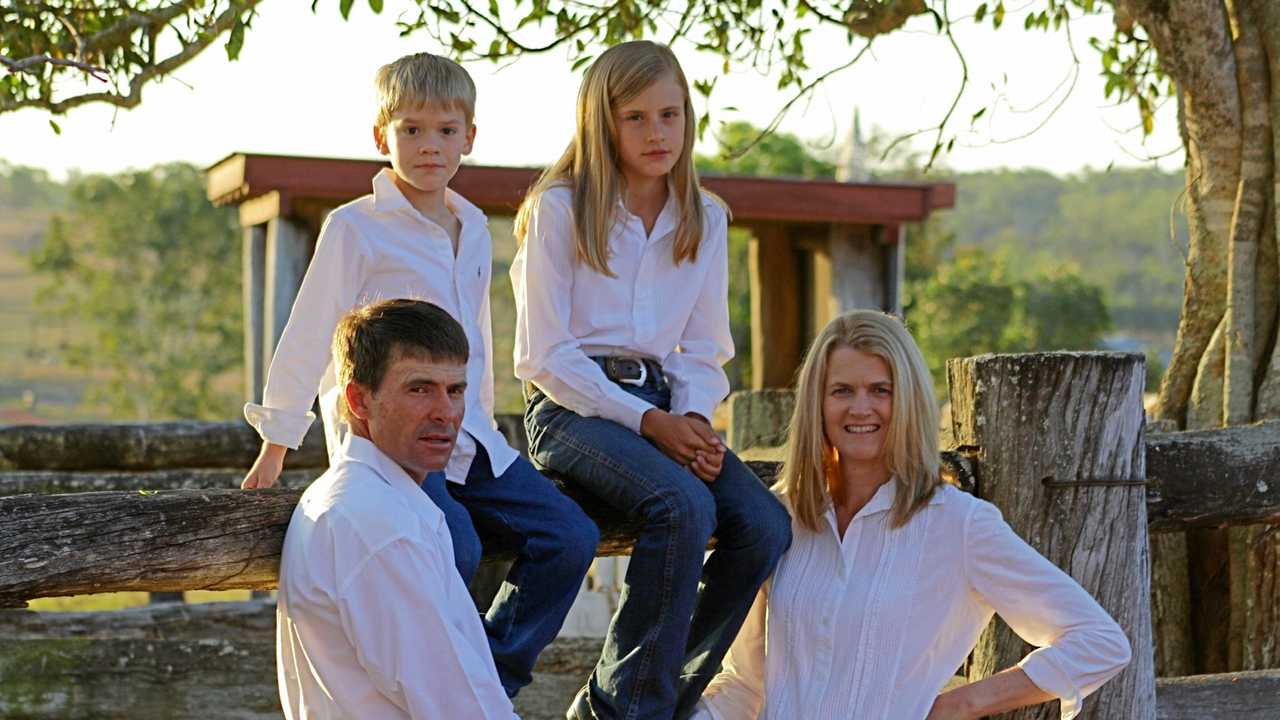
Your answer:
[332,299,469,400]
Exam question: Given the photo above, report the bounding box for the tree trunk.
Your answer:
[1124,0,1280,674]
[948,352,1154,719]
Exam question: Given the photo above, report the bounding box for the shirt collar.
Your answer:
[617,182,681,241]
[370,167,487,226]
[823,477,947,533]
[335,432,426,502]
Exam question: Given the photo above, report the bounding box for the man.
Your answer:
[275,298,516,719]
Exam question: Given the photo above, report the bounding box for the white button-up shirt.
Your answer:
[696,484,1131,720]
[510,185,734,433]
[277,433,516,719]
[244,168,518,485]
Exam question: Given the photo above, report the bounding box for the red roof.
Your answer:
[207,153,954,228]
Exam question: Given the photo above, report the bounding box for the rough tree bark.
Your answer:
[1122,0,1280,674]
[948,352,1154,719]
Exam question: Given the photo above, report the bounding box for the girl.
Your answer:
[693,311,1131,720]
[510,41,792,720]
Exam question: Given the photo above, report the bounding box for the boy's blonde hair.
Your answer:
[514,41,709,276]
[374,52,477,128]
[780,311,944,533]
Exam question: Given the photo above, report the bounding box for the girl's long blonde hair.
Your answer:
[780,311,944,533]
[514,40,706,276]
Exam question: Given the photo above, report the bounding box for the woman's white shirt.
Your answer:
[695,483,1131,720]
[510,184,734,432]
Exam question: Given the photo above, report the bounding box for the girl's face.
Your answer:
[822,347,894,468]
[611,73,686,185]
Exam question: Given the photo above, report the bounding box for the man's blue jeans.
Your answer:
[524,378,792,720]
[423,445,599,697]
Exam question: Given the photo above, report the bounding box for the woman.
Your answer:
[694,310,1131,720]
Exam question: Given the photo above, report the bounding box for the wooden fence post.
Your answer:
[948,352,1155,719]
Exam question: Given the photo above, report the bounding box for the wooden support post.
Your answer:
[882,223,905,316]
[262,216,310,370]
[748,223,803,389]
[826,223,887,314]
[243,223,267,403]
[948,352,1155,719]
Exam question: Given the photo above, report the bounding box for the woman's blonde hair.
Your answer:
[514,40,706,276]
[780,310,943,532]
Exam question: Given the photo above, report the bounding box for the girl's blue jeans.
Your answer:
[524,373,792,720]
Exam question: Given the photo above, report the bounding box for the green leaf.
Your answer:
[697,112,710,141]
[970,107,986,124]
[48,119,61,135]
[570,54,593,72]
[339,0,354,19]
[993,2,1005,28]
[974,3,987,22]
[139,489,158,496]
[1141,109,1154,135]
[369,0,383,13]
[225,20,246,60]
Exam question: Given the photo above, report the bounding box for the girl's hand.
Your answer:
[242,442,288,489]
[689,449,724,483]
[640,409,723,475]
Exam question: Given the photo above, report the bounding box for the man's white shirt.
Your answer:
[276,433,516,719]
[243,168,518,485]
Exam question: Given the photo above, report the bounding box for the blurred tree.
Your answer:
[28,163,241,419]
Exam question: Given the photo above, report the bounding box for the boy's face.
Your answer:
[374,102,475,201]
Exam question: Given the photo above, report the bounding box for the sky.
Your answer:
[0,0,1184,180]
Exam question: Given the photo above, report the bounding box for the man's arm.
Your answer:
[336,536,516,719]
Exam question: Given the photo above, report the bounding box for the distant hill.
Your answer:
[937,167,1187,353]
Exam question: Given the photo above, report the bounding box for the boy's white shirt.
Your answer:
[244,168,518,485]
[276,432,516,719]
[510,184,734,433]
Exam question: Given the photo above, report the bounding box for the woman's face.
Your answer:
[822,347,894,466]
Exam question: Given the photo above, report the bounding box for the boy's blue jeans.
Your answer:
[524,376,792,720]
[423,446,599,697]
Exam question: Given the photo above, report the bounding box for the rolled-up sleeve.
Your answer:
[695,582,768,720]
[511,191,654,433]
[244,213,367,448]
[964,500,1132,719]
[337,537,515,720]
[664,205,733,421]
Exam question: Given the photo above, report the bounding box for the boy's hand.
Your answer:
[242,442,288,489]
[640,410,725,482]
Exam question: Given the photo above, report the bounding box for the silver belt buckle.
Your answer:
[617,358,647,387]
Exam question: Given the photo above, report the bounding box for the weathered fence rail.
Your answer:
[4,423,1278,608]
[5,600,1276,720]
[0,600,595,720]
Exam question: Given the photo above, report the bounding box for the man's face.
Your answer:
[347,350,467,482]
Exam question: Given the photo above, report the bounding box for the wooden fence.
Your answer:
[3,352,1280,718]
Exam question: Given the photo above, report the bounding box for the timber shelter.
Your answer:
[206,153,955,401]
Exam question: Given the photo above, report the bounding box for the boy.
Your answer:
[243,53,598,697]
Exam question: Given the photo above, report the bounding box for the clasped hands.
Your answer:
[640,409,725,483]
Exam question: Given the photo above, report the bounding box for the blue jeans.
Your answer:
[525,378,792,720]
[422,446,599,697]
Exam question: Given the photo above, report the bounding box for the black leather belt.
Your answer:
[593,356,663,387]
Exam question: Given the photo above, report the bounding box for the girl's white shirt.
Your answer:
[243,168,518,485]
[694,483,1132,720]
[510,184,734,432]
